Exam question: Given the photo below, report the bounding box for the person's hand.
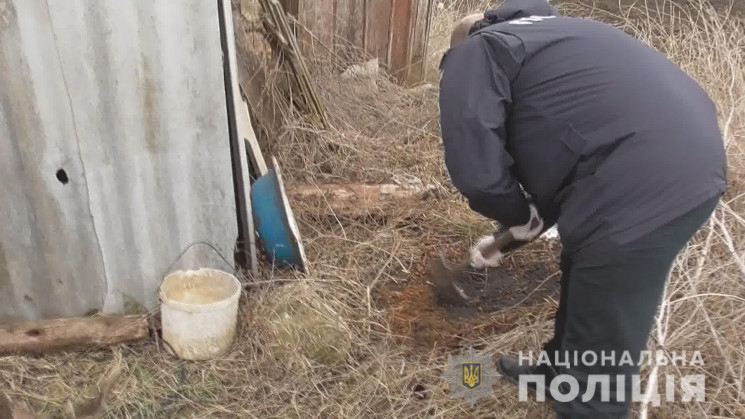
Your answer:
[509,204,544,242]
[470,235,505,269]
[470,204,544,269]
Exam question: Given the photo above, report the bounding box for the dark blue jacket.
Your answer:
[439,0,727,256]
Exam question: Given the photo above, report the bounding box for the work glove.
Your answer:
[470,235,505,269]
[508,204,544,242]
[470,204,544,269]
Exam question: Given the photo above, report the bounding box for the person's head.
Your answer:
[449,13,484,49]
[449,0,557,49]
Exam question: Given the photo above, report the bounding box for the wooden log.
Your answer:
[0,315,148,355]
[286,183,439,213]
[290,183,420,200]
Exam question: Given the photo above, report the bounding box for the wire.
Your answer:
[161,241,236,281]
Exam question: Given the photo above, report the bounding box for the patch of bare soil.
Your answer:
[382,239,561,353]
[447,259,560,318]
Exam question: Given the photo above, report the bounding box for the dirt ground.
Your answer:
[382,238,561,352]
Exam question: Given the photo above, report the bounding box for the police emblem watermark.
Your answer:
[442,346,499,406]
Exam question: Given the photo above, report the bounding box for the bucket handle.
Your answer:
[158,241,237,302]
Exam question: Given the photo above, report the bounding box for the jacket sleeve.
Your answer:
[439,34,530,227]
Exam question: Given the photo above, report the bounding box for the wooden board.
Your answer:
[288,0,433,84]
[407,0,434,83]
[346,0,366,54]
[287,183,426,212]
[295,0,315,52]
[365,0,393,65]
[333,0,349,58]
[239,97,268,178]
[309,0,335,57]
[389,0,414,80]
[219,0,258,275]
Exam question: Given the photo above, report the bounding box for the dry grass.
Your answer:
[1,1,744,417]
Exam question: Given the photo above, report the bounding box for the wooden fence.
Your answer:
[280,0,435,84]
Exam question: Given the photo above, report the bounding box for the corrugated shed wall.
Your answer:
[284,0,434,85]
[0,0,238,319]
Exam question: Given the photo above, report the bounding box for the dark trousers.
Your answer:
[542,196,720,418]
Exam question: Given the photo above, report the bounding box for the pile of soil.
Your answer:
[382,238,562,352]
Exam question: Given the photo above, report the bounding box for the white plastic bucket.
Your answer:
[160,268,241,360]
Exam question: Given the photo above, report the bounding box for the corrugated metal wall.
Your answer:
[0,0,238,319]
[283,0,434,84]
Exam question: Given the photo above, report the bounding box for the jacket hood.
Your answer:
[469,0,558,34]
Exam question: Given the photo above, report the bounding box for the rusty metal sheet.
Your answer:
[0,0,237,319]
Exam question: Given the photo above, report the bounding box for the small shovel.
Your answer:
[429,230,515,306]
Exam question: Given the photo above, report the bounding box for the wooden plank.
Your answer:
[295,0,315,52]
[365,0,393,66]
[295,0,430,82]
[347,0,366,53]
[406,0,433,84]
[334,0,350,59]
[404,0,419,82]
[0,316,148,355]
[288,183,428,210]
[297,0,334,58]
[239,96,268,177]
[389,0,414,81]
[298,0,334,58]
[316,0,335,57]
[420,0,435,82]
[218,0,258,275]
[277,0,301,54]
[334,0,366,61]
